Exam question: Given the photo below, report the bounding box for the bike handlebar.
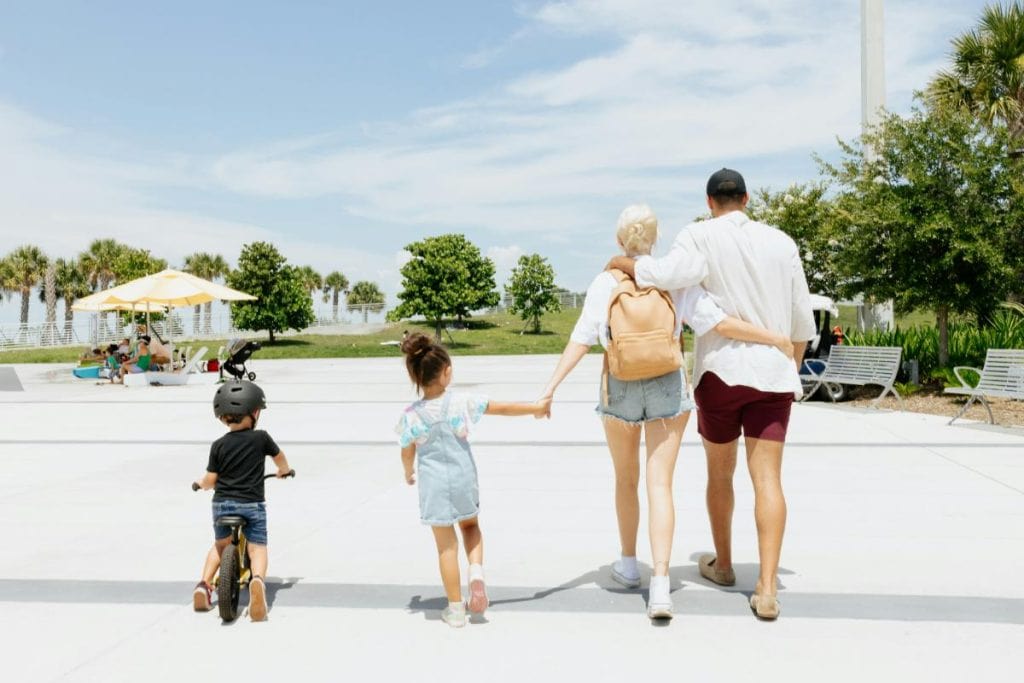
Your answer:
[191,469,295,492]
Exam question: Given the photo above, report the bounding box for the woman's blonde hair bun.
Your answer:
[616,204,658,256]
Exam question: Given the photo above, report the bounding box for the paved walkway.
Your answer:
[1,356,1022,682]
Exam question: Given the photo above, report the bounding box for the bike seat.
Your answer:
[215,515,247,528]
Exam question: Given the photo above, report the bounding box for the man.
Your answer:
[609,168,816,620]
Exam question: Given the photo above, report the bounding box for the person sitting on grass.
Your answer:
[99,344,120,379]
[192,380,291,621]
[396,333,550,628]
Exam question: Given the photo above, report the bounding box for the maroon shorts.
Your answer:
[694,372,794,444]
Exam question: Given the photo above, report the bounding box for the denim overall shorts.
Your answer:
[413,393,481,526]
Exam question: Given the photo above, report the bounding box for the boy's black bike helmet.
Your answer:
[213,380,267,418]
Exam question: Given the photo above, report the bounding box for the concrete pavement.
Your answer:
[1,356,1021,682]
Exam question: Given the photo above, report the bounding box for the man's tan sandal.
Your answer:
[749,593,780,620]
[698,554,736,586]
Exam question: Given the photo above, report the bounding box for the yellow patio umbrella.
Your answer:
[72,269,256,349]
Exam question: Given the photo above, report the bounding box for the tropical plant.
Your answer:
[347,281,386,323]
[183,252,230,334]
[388,234,500,340]
[227,242,315,342]
[321,271,350,322]
[822,102,1021,365]
[5,245,49,326]
[927,2,1024,139]
[79,238,125,334]
[42,263,58,345]
[505,254,561,334]
[53,258,91,342]
[298,266,323,299]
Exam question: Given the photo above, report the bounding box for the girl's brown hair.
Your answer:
[400,333,451,393]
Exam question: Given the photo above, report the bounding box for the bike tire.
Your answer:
[218,545,241,621]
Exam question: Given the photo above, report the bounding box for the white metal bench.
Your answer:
[944,349,1024,425]
[800,345,904,408]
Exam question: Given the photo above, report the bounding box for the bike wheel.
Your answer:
[217,544,241,621]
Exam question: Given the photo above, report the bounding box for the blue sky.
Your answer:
[0,0,993,322]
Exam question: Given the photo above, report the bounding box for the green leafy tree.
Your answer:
[347,280,386,323]
[821,103,1020,366]
[227,241,314,342]
[322,271,350,321]
[5,245,49,325]
[112,247,167,283]
[183,252,230,334]
[79,239,124,291]
[747,183,843,298]
[927,2,1024,139]
[505,254,561,334]
[388,234,500,340]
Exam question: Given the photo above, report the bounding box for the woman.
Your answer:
[539,204,792,620]
[115,337,151,384]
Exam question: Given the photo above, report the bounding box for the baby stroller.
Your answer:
[223,338,262,381]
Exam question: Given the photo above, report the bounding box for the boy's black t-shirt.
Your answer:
[207,429,281,503]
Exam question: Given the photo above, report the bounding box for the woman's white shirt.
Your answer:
[569,271,727,349]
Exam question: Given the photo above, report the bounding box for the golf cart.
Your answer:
[800,294,847,401]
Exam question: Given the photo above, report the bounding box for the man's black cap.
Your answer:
[706,168,747,197]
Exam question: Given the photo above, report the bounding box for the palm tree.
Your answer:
[298,266,323,301]
[321,271,350,322]
[347,280,386,323]
[43,263,58,345]
[5,245,49,327]
[54,258,91,343]
[79,239,124,334]
[183,252,230,335]
[928,2,1024,139]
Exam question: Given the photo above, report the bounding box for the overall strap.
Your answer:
[439,391,453,420]
[412,402,435,426]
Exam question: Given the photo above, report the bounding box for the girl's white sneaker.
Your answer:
[441,602,466,628]
[611,559,641,589]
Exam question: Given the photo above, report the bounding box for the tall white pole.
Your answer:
[859,0,895,331]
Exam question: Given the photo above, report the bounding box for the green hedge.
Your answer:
[845,308,1024,380]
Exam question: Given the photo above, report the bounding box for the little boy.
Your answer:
[192,380,291,621]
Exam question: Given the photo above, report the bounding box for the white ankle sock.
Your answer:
[650,575,670,599]
[468,563,484,582]
[618,555,639,578]
[448,601,465,612]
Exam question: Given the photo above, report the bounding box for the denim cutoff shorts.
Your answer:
[212,500,268,545]
[598,368,695,424]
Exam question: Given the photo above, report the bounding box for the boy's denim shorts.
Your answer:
[598,368,695,424]
[212,500,268,545]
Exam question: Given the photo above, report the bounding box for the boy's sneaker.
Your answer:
[611,559,641,589]
[647,576,673,620]
[441,602,466,628]
[468,577,489,615]
[192,581,212,612]
[249,576,267,622]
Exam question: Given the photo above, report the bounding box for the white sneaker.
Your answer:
[611,559,641,589]
[441,603,466,628]
[647,576,673,619]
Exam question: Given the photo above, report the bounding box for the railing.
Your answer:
[0,293,586,352]
[0,304,391,352]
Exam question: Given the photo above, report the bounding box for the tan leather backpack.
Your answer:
[605,269,682,381]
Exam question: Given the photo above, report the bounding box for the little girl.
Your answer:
[395,333,550,628]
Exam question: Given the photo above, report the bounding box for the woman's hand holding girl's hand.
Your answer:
[534,397,552,419]
[774,335,795,360]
